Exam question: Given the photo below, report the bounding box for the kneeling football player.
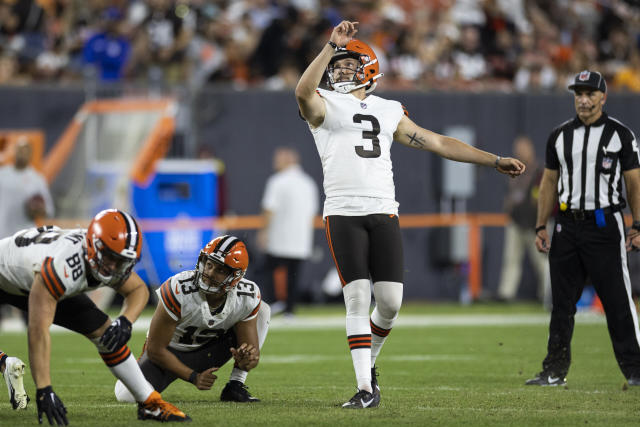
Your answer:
[115,235,270,403]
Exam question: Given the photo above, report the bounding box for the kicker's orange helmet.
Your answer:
[85,209,142,287]
[196,235,248,295]
[328,39,383,94]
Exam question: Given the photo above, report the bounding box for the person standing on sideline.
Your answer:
[496,135,549,303]
[528,70,640,386]
[295,20,525,408]
[0,138,54,238]
[258,147,319,316]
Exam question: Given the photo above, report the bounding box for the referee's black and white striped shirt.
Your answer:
[546,112,640,211]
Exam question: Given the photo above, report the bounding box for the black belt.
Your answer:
[559,206,621,221]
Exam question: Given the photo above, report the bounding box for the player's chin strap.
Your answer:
[332,72,384,94]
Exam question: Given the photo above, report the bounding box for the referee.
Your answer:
[527,70,640,386]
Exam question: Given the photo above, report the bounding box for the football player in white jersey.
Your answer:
[0,209,191,424]
[114,235,270,404]
[295,21,526,409]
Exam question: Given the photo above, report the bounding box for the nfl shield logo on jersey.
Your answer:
[360,102,367,109]
[602,156,613,170]
[579,70,590,81]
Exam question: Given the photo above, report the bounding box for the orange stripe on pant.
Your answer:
[324,218,347,286]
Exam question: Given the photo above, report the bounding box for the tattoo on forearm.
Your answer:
[406,132,426,149]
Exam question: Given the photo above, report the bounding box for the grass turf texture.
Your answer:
[1,302,639,426]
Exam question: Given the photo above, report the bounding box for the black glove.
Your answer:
[36,386,68,426]
[99,315,132,352]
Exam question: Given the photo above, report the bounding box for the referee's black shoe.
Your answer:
[627,377,640,386]
[525,371,566,386]
[220,381,260,402]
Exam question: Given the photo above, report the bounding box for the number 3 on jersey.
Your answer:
[353,114,381,158]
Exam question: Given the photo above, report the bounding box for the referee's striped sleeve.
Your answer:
[159,280,181,319]
[40,257,66,300]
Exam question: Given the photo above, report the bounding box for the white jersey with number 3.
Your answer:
[157,270,262,352]
[309,88,406,217]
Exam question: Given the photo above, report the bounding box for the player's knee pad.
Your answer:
[373,281,403,319]
[114,379,136,403]
[343,279,371,316]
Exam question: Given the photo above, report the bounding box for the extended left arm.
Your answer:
[116,271,149,323]
[97,272,149,351]
[623,168,640,251]
[394,115,526,177]
[232,316,260,371]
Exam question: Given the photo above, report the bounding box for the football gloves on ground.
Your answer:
[99,315,132,352]
[36,386,68,426]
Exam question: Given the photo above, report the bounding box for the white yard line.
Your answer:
[0,311,606,333]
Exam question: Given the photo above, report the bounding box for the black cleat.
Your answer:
[627,377,640,386]
[371,366,380,402]
[341,389,380,409]
[525,372,566,386]
[220,380,260,402]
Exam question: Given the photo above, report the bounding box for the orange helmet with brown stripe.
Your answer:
[196,235,248,295]
[85,209,142,287]
[327,39,383,94]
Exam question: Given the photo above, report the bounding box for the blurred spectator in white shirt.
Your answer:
[0,137,54,238]
[258,147,318,316]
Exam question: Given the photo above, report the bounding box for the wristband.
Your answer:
[37,385,54,396]
[327,40,339,51]
[632,221,640,231]
[494,156,502,168]
[188,371,198,384]
[535,225,546,233]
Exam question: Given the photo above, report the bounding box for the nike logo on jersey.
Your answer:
[361,397,375,407]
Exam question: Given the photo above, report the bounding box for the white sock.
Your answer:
[230,368,248,383]
[371,281,403,366]
[92,338,154,403]
[343,279,372,392]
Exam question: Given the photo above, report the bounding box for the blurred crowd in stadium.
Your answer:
[1,0,640,92]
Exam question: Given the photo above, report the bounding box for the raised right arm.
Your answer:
[294,20,358,128]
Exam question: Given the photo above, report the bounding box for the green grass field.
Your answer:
[1,302,640,426]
